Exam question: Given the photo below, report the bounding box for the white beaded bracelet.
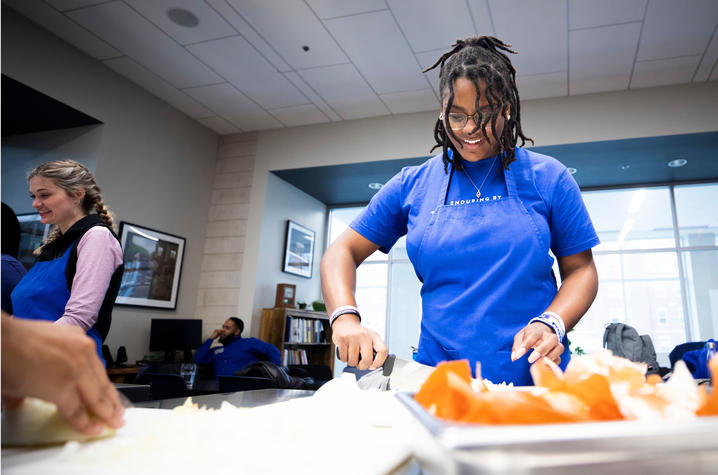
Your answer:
[529,311,566,342]
[329,305,361,327]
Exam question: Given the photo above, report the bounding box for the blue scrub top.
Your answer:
[351,147,599,385]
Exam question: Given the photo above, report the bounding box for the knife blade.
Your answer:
[335,348,434,392]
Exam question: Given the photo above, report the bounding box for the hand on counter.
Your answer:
[511,322,564,365]
[1,313,125,435]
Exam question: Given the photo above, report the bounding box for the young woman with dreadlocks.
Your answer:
[321,36,599,386]
[10,160,124,365]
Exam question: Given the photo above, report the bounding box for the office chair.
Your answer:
[218,375,273,393]
[287,364,332,390]
[147,373,189,400]
[102,345,114,368]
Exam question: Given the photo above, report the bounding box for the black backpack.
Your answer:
[234,361,312,389]
[603,323,661,375]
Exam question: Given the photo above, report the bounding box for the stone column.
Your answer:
[195,133,256,338]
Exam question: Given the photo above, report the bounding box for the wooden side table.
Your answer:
[106,365,140,383]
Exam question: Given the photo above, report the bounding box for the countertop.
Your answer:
[1,376,445,475]
[4,376,718,475]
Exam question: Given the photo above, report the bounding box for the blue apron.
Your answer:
[412,156,570,385]
[10,245,105,365]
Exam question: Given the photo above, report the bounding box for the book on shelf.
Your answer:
[281,348,308,365]
[285,316,327,344]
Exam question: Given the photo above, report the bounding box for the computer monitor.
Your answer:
[149,318,202,361]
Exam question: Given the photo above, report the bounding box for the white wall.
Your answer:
[238,81,718,322]
[2,8,219,363]
[2,125,102,214]
[250,173,326,333]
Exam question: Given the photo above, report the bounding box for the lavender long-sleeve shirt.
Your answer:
[55,226,123,330]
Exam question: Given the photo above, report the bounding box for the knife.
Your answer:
[335,348,435,392]
[335,347,395,376]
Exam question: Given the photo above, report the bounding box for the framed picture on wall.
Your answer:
[16,213,50,270]
[282,220,315,278]
[116,222,185,309]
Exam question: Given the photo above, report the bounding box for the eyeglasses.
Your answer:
[444,111,494,130]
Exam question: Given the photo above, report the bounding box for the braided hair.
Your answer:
[29,159,116,255]
[424,36,533,172]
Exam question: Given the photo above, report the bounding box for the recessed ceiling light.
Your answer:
[621,164,631,170]
[167,8,199,27]
[567,167,577,175]
[368,182,383,190]
[667,159,688,168]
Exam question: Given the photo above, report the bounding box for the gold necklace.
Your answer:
[463,155,498,199]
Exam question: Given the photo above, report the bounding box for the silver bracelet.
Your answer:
[529,312,566,341]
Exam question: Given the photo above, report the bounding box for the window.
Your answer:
[326,208,421,361]
[570,184,718,364]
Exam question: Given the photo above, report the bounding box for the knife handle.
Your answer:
[335,347,396,377]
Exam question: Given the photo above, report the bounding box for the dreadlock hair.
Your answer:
[29,159,116,255]
[424,36,533,173]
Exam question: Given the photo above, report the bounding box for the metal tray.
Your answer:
[397,392,718,474]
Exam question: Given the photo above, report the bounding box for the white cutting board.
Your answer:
[1,377,428,475]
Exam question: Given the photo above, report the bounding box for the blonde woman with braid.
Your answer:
[10,160,124,365]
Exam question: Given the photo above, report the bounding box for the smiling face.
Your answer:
[442,77,507,162]
[29,176,86,233]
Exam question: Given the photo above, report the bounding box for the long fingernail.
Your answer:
[528,351,541,364]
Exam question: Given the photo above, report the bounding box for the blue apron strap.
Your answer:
[503,152,518,197]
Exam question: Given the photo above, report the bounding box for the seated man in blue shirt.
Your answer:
[194,317,280,377]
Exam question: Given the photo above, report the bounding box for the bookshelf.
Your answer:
[260,308,334,371]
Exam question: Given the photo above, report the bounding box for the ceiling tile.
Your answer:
[631,56,702,89]
[283,71,342,121]
[184,83,283,131]
[306,0,387,19]
[187,36,308,109]
[638,0,718,61]
[387,0,475,53]
[380,89,439,114]
[570,23,641,95]
[517,72,567,100]
[66,2,221,88]
[268,104,330,127]
[124,0,236,45]
[3,0,121,59]
[45,0,107,11]
[415,49,446,99]
[569,0,646,30]
[198,116,242,135]
[299,64,390,120]
[490,0,567,76]
[205,0,291,72]
[226,0,348,69]
[694,29,718,81]
[467,0,497,36]
[324,10,428,94]
[103,57,213,119]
